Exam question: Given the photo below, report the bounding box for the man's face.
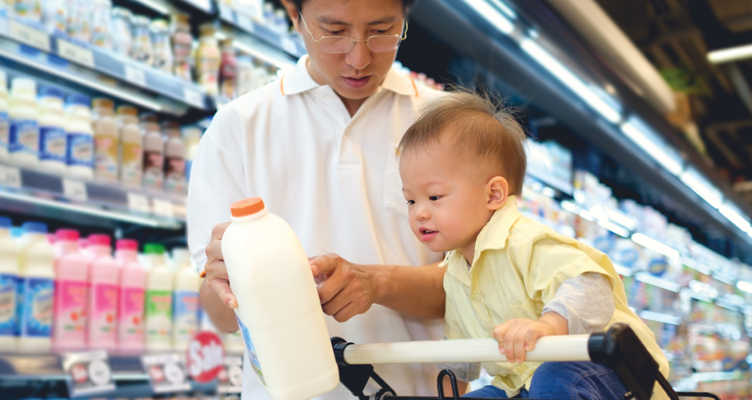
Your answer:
[289,0,405,101]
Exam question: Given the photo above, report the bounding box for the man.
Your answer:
[188,0,458,398]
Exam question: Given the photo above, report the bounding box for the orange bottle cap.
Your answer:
[231,197,265,217]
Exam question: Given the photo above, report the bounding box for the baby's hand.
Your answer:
[492,318,557,364]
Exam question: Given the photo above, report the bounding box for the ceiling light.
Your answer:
[718,202,751,232]
[631,233,679,260]
[680,168,723,209]
[620,118,683,176]
[463,0,515,34]
[708,43,752,64]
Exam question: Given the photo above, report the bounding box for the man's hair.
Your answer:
[288,0,417,13]
[399,90,527,196]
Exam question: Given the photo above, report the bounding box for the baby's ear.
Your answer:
[486,177,508,210]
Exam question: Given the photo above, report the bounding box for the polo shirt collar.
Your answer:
[281,55,419,97]
[474,195,522,254]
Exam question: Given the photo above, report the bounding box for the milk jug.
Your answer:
[52,229,88,352]
[144,243,173,352]
[116,239,145,354]
[221,197,339,400]
[86,234,119,351]
[0,217,17,351]
[16,221,55,353]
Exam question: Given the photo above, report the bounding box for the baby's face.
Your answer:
[399,139,495,255]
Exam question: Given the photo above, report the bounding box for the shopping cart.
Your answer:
[330,323,720,400]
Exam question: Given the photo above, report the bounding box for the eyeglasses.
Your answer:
[298,10,408,54]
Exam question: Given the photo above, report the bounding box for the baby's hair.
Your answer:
[399,89,527,196]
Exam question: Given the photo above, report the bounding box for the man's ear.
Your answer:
[486,176,509,211]
[281,0,301,33]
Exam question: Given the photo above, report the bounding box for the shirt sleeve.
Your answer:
[541,272,614,334]
[186,105,247,272]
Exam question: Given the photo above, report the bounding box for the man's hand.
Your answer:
[492,313,567,364]
[204,222,237,309]
[309,254,380,322]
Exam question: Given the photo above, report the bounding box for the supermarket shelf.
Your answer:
[612,264,632,277]
[0,16,211,114]
[215,3,306,58]
[639,310,682,325]
[0,163,185,230]
[633,272,681,293]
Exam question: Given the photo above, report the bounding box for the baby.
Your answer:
[398,91,669,399]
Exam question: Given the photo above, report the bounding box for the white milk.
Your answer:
[163,122,186,194]
[38,86,67,173]
[171,248,199,351]
[65,94,94,179]
[8,77,39,167]
[16,222,55,353]
[117,106,143,187]
[0,71,10,161]
[141,114,163,191]
[144,243,173,352]
[182,126,201,184]
[0,217,17,351]
[92,98,119,182]
[222,197,339,400]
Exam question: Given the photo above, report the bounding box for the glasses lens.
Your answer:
[319,37,353,54]
[368,36,401,52]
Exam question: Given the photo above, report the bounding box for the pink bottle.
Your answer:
[86,234,120,351]
[52,229,89,352]
[116,239,146,354]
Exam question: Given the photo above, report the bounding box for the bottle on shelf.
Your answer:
[92,98,119,182]
[90,0,113,50]
[16,221,55,354]
[0,71,9,162]
[8,77,39,167]
[150,19,173,75]
[0,217,17,352]
[196,23,221,96]
[42,0,66,34]
[144,243,173,352]
[14,0,42,22]
[52,229,88,352]
[65,94,94,179]
[86,234,119,351]
[141,114,164,191]
[172,248,199,351]
[117,106,143,187]
[170,13,193,82]
[38,86,67,173]
[116,239,145,354]
[111,7,133,57]
[219,38,238,103]
[236,56,254,97]
[132,15,154,66]
[67,0,91,43]
[182,126,202,183]
[163,121,186,195]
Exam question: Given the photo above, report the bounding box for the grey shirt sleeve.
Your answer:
[542,272,615,334]
[437,360,482,383]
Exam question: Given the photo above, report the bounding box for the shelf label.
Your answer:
[124,65,147,87]
[236,14,255,33]
[0,165,21,188]
[127,192,150,213]
[56,39,94,68]
[183,87,204,108]
[281,37,298,55]
[62,351,115,397]
[8,20,50,52]
[62,179,87,201]
[186,331,224,383]
[218,3,235,22]
[142,353,191,394]
[153,199,174,218]
[217,355,243,394]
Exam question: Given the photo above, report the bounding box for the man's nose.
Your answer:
[345,40,372,71]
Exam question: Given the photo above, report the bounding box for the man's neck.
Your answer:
[306,58,369,117]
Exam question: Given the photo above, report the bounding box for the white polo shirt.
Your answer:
[187,55,446,399]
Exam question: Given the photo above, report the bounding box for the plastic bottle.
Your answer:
[117,106,143,187]
[150,19,173,74]
[170,13,193,82]
[92,98,119,182]
[52,229,88,352]
[195,23,220,96]
[141,114,164,191]
[111,7,133,57]
[163,121,186,194]
[90,0,112,50]
[16,221,55,353]
[65,94,94,179]
[14,0,42,22]
[219,38,237,103]
[222,197,338,399]
[132,15,153,66]
[182,126,201,184]
[0,71,9,161]
[172,248,198,351]
[9,77,40,167]
[236,56,254,97]
[144,243,173,352]
[38,86,67,173]
[0,217,18,352]
[42,0,66,34]
[86,234,119,351]
[116,239,145,354]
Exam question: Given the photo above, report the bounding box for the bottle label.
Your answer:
[173,291,198,346]
[9,119,39,155]
[143,151,164,189]
[55,280,87,342]
[0,274,17,336]
[18,277,53,337]
[121,141,143,185]
[0,112,9,150]
[66,132,94,167]
[119,287,144,340]
[90,283,118,342]
[39,126,67,163]
[236,315,265,386]
[164,157,186,194]
[94,136,118,178]
[145,289,173,342]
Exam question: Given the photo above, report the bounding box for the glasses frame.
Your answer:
[297,9,408,54]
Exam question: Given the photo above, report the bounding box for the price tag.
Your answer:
[142,354,191,394]
[186,331,224,383]
[62,351,116,397]
[218,3,235,22]
[0,165,21,188]
[153,199,174,218]
[236,14,255,33]
[217,355,243,394]
[62,179,87,201]
[8,20,50,51]
[127,192,150,213]
[183,87,204,108]
[56,38,94,67]
[124,65,147,87]
[281,37,298,55]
